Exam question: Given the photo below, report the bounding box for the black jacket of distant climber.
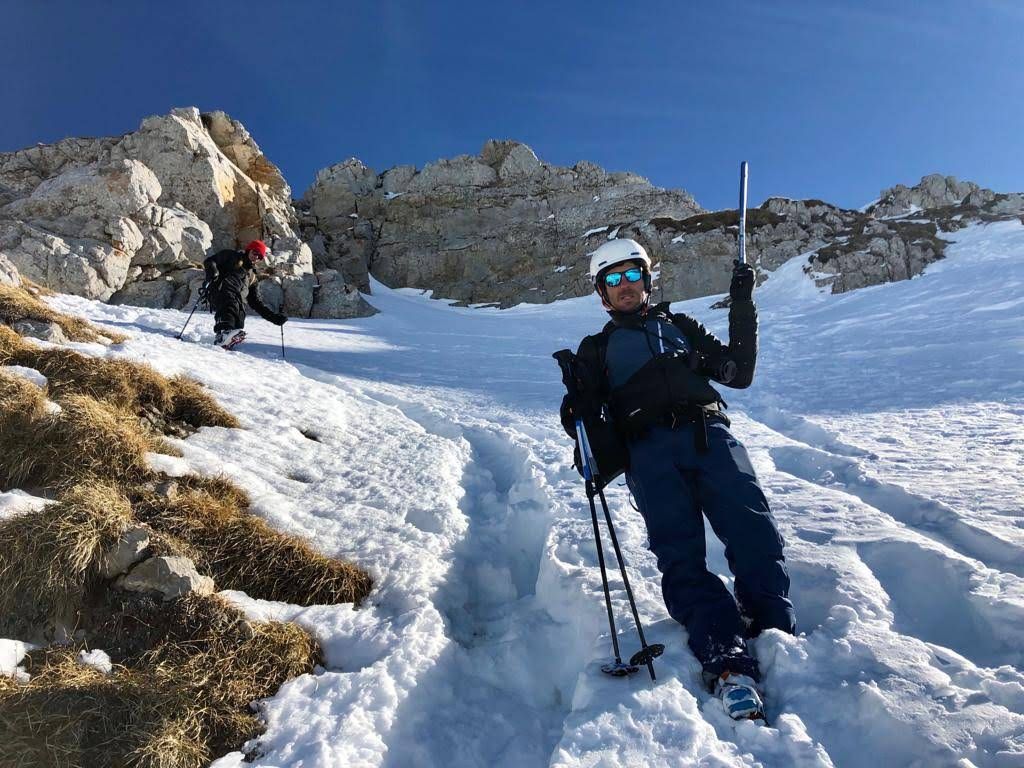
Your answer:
[203,249,284,332]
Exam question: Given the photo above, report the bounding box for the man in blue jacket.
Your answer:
[561,238,796,720]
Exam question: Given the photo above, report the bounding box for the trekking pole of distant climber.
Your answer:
[553,350,664,680]
[737,161,748,265]
[176,286,207,340]
[280,325,286,361]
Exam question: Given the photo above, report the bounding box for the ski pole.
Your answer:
[596,486,662,681]
[175,297,201,340]
[280,325,286,360]
[176,284,210,340]
[737,161,748,265]
[554,350,663,679]
[584,470,627,673]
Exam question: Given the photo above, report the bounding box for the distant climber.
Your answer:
[202,240,286,349]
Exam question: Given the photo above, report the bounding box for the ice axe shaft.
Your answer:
[737,160,753,266]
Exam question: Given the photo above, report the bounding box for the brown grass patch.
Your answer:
[0,383,154,492]
[134,474,373,607]
[167,374,240,429]
[1,593,319,768]
[0,331,238,431]
[0,302,371,766]
[0,647,205,768]
[0,283,128,343]
[0,367,48,420]
[0,483,133,641]
[0,323,23,362]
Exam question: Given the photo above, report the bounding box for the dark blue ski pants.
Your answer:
[625,422,796,681]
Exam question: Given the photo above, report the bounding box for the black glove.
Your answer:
[730,262,756,301]
[560,395,578,439]
[271,313,287,326]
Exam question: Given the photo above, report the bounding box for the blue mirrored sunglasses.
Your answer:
[603,267,644,287]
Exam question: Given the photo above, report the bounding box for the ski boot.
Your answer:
[214,329,247,349]
[715,671,765,721]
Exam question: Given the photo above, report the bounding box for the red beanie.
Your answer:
[245,240,269,260]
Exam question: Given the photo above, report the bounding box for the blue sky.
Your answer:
[3,1,1021,211]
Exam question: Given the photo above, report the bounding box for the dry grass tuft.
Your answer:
[167,374,240,429]
[1,339,238,432]
[0,322,24,362]
[0,302,370,766]
[0,388,154,492]
[17,347,172,410]
[0,483,133,641]
[0,283,128,343]
[135,474,373,607]
[0,368,48,421]
[0,647,206,768]
[0,594,320,767]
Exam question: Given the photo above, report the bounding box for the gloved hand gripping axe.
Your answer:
[553,350,664,680]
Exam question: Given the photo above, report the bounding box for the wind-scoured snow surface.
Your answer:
[13,220,1024,767]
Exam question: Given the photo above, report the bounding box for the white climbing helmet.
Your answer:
[588,238,652,289]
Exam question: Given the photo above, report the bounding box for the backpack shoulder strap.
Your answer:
[576,324,615,399]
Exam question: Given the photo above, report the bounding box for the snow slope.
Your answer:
[10,220,1024,767]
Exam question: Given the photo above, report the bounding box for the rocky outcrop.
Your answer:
[0,108,374,318]
[12,319,68,344]
[115,555,214,601]
[300,140,702,307]
[868,174,980,219]
[0,159,161,299]
[0,253,20,287]
[98,527,151,579]
[301,156,1024,302]
[6,111,1021,311]
[801,176,1024,292]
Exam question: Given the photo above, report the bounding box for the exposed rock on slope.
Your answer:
[299,140,702,306]
[5,110,1021,313]
[0,254,20,287]
[0,109,374,318]
[302,154,1024,304]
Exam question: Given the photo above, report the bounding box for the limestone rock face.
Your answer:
[98,527,152,579]
[868,174,980,219]
[309,269,378,318]
[801,178,1024,293]
[299,139,1024,303]
[252,268,379,319]
[131,204,213,268]
[0,219,134,300]
[0,253,20,287]
[0,160,159,298]
[116,555,214,601]
[301,140,702,307]
[0,108,371,317]
[299,156,1021,304]
[12,319,68,344]
[0,136,116,207]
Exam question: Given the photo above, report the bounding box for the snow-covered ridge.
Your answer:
[11,219,1022,766]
